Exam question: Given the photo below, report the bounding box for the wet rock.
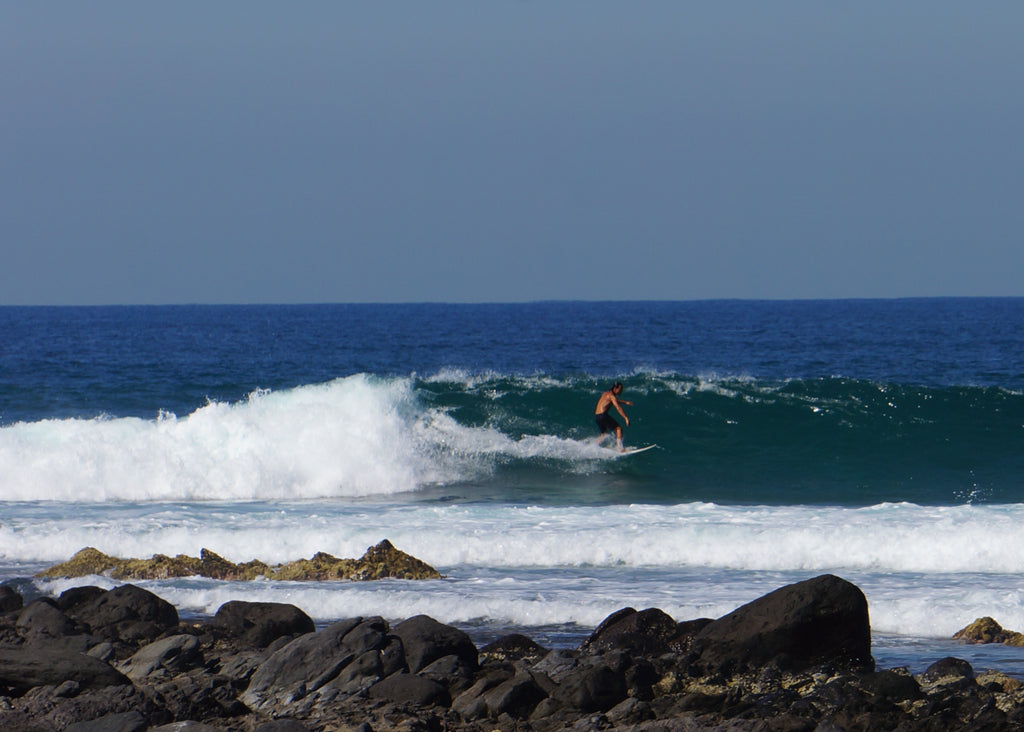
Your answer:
[689,573,873,674]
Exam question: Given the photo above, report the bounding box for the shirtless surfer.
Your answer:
[594,382,633,451]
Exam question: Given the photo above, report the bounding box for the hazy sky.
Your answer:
[3,2,1022,305]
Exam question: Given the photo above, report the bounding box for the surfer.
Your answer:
[594,382,633,451]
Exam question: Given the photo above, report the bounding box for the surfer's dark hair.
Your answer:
[612,382,623,390]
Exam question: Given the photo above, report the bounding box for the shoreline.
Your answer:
[4,574,1024,731]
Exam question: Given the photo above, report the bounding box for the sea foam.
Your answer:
[0,375,620,504]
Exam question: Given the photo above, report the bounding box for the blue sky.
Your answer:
[2,2,1022,304]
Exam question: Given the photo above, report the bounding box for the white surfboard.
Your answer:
[609,444,658,457]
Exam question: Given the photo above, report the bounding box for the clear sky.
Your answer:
[2,2,1022,305]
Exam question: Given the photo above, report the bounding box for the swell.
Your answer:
[420,373,1024,505]
[0,372,1020,505]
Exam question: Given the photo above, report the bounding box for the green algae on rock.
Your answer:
[953,616,1024,646]
[36,539,442,581]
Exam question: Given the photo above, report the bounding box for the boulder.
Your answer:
[922,656,976,684]
[241,616,398,714]
[0,584,23,613]
[689,573,873,674]
[211,600,315,648]
[367,672,451,707]
[64,710,148,732]
[16,598,79,641]
[150,671,250,720]
[551,658,627,712]
[953,616,1024,646]
[480,633,549,664]
[118,634,204,681]
[253,722,314,732]
[580,607,678,655]
[0,647,130,694]
[58,585,109,612]
[861,668,923,703]
[452,669,516,720]
[67,584,179,642]
[391,614,478,673]
[480,671,548,719]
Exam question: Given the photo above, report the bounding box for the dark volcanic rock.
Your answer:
[212,600,315,648]
[64,710,148,732]
[15,598,80,642]
[480,671,548,719]
[552,658,627,712]
[479,633,549,664]
[3,573,1023,732]
[923,656,976,683]
[580,607,678,655]
[67,584,179,643]
[0,647,130,694]
[240,616,400,715]
[118,634,204,681]
[367,672,451,707]
[689,573,873,674]
[0,584,23,613]
[391,614,479,673]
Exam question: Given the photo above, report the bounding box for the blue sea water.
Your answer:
[2,299,1024,676]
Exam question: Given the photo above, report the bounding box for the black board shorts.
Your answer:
[595,412,620,434]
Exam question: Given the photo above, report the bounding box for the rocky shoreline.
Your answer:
[2,572,1024,731]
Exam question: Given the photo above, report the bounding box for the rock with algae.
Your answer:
[37,539,442,582]
[953,616,1024,646]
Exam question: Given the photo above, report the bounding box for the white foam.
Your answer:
[0,375,627,504]
[8,500,1024,574]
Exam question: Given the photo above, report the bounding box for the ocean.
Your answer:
[2,299,1023,676]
